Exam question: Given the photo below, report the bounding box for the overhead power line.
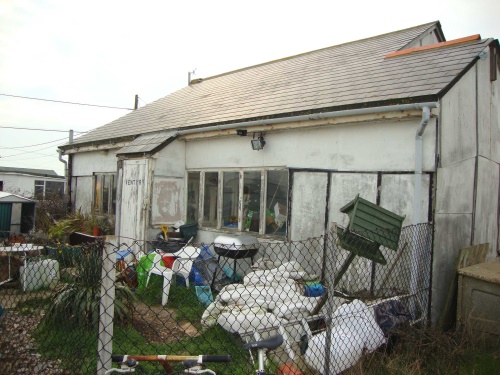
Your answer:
[0,136,69,149]
[0,125,70,133]
[0,93,134,110]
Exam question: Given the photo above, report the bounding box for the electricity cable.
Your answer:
[0,93,134,110]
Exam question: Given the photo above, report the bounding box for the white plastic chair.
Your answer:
[171,258,193,287]
[145,252,173,306]
[171,245,201,287]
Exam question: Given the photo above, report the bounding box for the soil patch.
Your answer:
[131,302,200,343]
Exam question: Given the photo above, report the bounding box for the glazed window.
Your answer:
[265,170,288,235]
[187,172,200,224]
[34,180,64,199]
[189,169,288,237]
[243,171,262,233]
[222,171,240,229]
[94,174,116,214]
[203,172,219,227]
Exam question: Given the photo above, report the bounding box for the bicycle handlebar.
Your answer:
[111,354,231,363]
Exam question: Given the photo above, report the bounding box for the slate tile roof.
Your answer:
[67,21,494,147]
[0,166,62,178]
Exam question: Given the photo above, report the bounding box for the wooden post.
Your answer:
[96,238,117,375]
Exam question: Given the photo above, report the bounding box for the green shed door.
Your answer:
[0,203,12,237]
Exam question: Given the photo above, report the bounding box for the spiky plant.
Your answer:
[45,243,136,329]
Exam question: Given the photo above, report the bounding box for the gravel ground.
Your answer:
[0,309,68,375]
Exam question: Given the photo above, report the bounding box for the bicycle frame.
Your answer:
[243,334,284,375]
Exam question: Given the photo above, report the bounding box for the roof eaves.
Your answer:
[174,95,440,134]
[59,135,136,152]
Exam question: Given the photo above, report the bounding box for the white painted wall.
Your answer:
[0,173,63,197]
[185,118,436,172]
[432,51,500,324]
[71,150,120,175]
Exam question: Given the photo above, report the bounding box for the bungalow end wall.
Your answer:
[432,51,500,324]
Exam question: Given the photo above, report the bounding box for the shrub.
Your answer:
[44,243,136,329]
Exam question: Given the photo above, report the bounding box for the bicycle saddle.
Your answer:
[243,334,283,350]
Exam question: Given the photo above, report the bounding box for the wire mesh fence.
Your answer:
[0,223,432,375]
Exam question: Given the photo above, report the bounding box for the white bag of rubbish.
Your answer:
[304,299,386,375]
[218,282,301,304]
[217,306,282,334]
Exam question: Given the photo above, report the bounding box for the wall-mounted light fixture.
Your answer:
[236,129,247,136]
[251,132,266,151]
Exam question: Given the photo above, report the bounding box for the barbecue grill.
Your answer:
[211,234,259,287]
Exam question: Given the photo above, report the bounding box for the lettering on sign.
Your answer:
[125,179,145,186]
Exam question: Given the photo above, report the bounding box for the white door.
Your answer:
[119,159,149,242]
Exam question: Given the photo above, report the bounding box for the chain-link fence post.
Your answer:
[97,238,117,375]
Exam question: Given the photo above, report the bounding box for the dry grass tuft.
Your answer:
[343,322,500,375]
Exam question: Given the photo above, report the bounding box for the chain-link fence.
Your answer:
[0,223,432,375]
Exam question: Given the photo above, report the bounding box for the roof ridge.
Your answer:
[193,21,439,84]
[385,34,482,58]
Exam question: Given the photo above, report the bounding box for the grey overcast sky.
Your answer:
[1,0,499,176]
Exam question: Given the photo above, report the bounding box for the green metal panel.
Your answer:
[0,203,12,237]
[340,194,405,250]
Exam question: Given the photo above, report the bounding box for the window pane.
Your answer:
[34,180,44,186]
[94,175,102,212]
[102,175,111,213]
[243,171,261,233]
[222,171,239,229]
[265,170,288,236]
[111,175,116,215]
[203,172,218,227]
[34,185,44,198]
[46,181,64,197]
[187,172,200,224]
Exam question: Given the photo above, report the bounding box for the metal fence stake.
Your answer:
[97,238,117,375]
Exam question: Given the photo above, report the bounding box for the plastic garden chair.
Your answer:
[171,245,201,287]
[171,258,194,287]
[145,252,173,306]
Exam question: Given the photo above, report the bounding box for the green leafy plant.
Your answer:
[44,244,136,329]
[48,210,115,241]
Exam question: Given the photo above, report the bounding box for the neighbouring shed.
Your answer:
[0,192,36,237]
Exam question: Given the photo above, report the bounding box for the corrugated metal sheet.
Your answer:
[117,131,177,155]
[65,22,492,147]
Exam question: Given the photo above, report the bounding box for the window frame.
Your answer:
[33,179,64,199]
[187,168,288,237]
[93,173,116,215]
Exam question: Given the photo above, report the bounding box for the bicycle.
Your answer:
[243,334,284,375]
[105,353,231,375]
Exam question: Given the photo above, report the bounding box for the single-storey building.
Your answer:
[59,21,500,324]
[0,167,65,199]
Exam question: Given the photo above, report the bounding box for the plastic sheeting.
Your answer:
[304,299,386,375]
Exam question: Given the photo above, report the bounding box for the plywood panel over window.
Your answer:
[151,177,184,224]
[290,172,327,274]
[328,173,378,294]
